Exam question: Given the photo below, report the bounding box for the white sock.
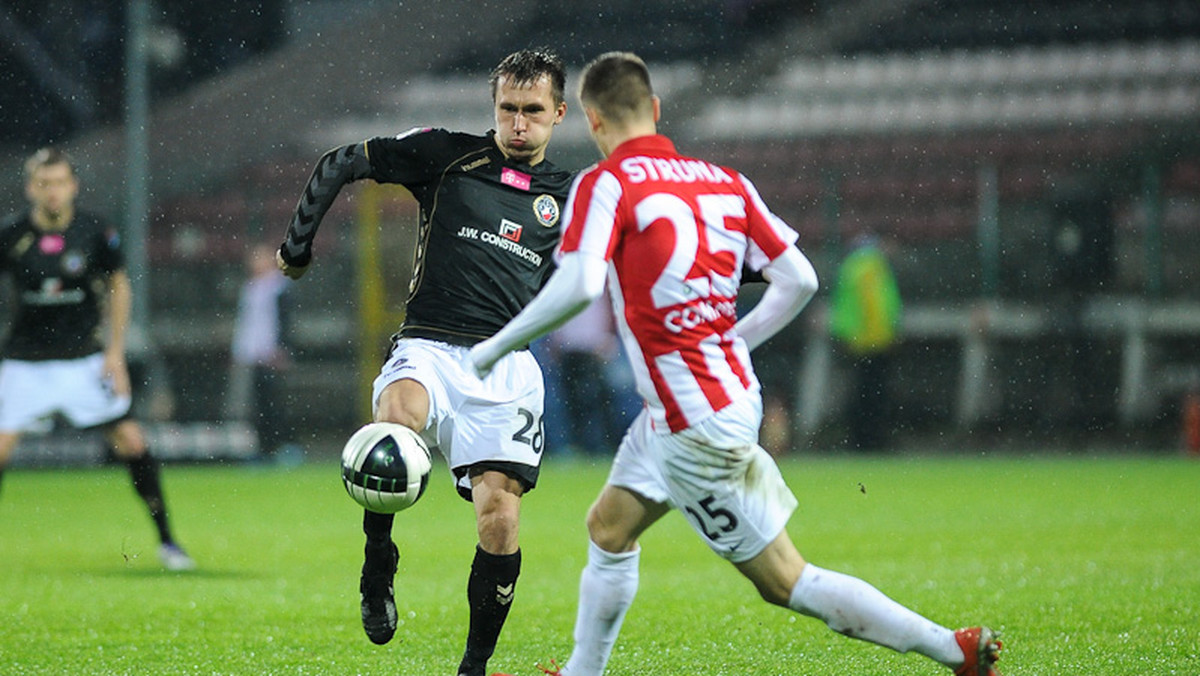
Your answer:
[788,564,963,665]
[562,541,640,676]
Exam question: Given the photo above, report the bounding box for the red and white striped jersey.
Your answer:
[559,135,799,433]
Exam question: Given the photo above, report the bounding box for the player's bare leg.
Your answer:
[737,530,981,671]
[457,469,525,676]
[358,378,430,645]
[108,419,193,570]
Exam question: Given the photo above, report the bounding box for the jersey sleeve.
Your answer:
[96,221,125,273]
[0,218,20,272]
[737,172,800,273]
[278,141,372,267]
[558,167,623,261]
[364,127,446,186]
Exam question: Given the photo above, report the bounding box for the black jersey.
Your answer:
[0,211,124,360]
[366,128,574,344]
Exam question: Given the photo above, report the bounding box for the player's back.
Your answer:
[562,135,797,432]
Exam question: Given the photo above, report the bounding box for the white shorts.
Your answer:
[372,338,545,497]
[0,354,132,433]
[608,394,797,563]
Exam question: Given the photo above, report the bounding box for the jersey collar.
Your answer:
[609,134,676,161]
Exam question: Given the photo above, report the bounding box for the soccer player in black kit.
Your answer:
[276,49,573,676]
[0,147,194,571]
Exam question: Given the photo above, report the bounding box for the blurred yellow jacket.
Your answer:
[829,244,902,355]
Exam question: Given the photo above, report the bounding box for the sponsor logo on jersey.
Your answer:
[532,194,559,227]
[663,297,738,334]
[458,221,543,266]
[501,167,532,191]
[499,219,523,242]
[23,277,86,306]
[461,157,490,172]
[480,227,543,267]
[39,234,65,255]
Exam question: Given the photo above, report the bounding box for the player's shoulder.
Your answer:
[71,208,109,225]
[0,211,25,233]
[0,212,29,245]
[69,210,122,248]
[370,127,494,166]
[384,126,487,151]
[580,157,618,180]
[69,210,114,234]
[673,149,743,182]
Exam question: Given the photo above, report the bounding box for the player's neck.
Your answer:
[601,128,657,158]
[31,206,73,232]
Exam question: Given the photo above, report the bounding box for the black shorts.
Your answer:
[452,460,540,502]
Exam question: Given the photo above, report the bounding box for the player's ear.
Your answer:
[651,96,661,123]
[585,106,602,132]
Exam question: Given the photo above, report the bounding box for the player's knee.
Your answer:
[584,505,634,553]
[474,481,521,553]
[106,421,146,458]
[476,508,519,554]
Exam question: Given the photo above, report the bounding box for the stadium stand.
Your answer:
[1,0,1197,451]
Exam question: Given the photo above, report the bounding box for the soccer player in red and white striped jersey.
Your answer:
[471,52,1002,676]
[559,131,799,435]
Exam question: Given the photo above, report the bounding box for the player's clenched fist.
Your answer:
[276,247,308,280]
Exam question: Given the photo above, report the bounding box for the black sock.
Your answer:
[362,509,394,547]
[127,452,173,545]
[458,545,521,675]
[0,467,5,497]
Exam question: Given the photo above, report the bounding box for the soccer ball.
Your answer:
[340,422,432,513]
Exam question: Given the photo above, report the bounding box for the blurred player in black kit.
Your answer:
[276,49,573,676]
[0,148,194,571]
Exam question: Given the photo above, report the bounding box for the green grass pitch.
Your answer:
[1,453,1198,675]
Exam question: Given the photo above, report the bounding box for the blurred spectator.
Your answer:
[546,294,627,456]
[829,232,903,451]
[1048,181,1115,431]
[228,243,298,463]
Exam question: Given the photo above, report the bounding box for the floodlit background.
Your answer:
[1,0,1198,463]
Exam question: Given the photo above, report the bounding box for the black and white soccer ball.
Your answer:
[340,422,432,513]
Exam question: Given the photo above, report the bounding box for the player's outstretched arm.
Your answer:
[277,142,372,278]
[469,251,608,378]
[736,246,819,351]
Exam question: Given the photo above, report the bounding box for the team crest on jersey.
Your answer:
[61,250,86,275]
[532,194,559,227]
